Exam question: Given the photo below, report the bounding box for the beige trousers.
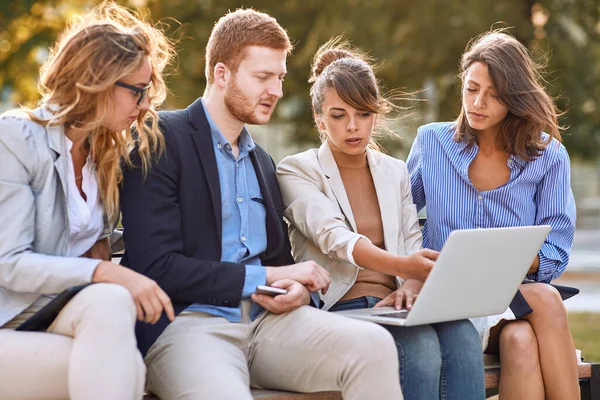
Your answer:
[146,301,403,400]
[0,283,145,400]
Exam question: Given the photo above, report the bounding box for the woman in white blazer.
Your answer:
[277,39,485,400]
[0,3,175,399]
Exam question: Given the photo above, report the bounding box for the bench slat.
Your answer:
[143,362,597,399]
[251,389,342,399]
[485,362,593,389]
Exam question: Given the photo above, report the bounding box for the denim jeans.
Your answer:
[330,296,484,400]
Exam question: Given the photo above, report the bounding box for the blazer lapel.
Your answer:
[46,120,69,202]
[186,98,222,241]
[368,150,399,255]
[318,143,358,232]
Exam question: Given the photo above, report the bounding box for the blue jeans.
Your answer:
[329,296,484,400]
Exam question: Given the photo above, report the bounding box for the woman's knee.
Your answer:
[435,319,479,345]
[499,321,539,363]
[76,283,136,323]
[522,283,565,313]
[386,325,442,374]
[522,283,570,330]
[435,320,482,360]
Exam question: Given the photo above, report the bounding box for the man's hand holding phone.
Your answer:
[251,279,310,314]
[255,285,288,296]
[265,261,331,294]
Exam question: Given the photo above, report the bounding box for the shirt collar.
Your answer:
[454,134,526,168]
[508,154,527,169]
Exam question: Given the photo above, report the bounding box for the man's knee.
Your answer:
[345,321,399,366]
[146,320,251,400]
[147,361,252,400]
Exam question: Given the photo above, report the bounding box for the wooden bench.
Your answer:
[484,361,599,399]
[142,361,599,399]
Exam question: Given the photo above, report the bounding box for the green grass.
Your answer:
[569,312,600,363]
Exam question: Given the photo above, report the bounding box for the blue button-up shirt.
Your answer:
[407,122,576,283]
[185,101,267,320]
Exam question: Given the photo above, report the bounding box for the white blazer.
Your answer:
[0,106,110,327]
[277,142,422,310]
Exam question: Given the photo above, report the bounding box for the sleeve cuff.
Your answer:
[346,235,371,268]
[241,265,267,298]
[526,247,562,283]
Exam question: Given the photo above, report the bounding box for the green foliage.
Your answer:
[538,0,600,160]
[1,0,598,158]
[569,312,600,362]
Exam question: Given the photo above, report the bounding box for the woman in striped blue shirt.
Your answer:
[407,31,579,399]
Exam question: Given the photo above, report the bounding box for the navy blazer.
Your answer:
[120,98,294,355]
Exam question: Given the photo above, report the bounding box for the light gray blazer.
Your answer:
[0,106,108,327]
[276,142,422,310]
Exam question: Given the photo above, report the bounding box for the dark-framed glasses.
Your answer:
[115,81,151,106]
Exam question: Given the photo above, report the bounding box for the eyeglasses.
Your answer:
[115,81,151,106]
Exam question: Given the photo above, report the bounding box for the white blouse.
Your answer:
[64,136,104,257]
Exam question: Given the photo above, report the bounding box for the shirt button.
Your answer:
[225,144,231,149]
[236,163,239,168]
[477,195,483,200]
[217,144,222,149]
[237,197,243,203]
[241,235,246,242]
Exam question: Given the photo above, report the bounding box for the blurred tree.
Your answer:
[0,1,94,105]
[0,0,598,158]
[535,0,600,160]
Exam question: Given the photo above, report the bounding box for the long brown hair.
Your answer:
[455,30,563,160]
[27,1,174,222]
[309,37,404,151]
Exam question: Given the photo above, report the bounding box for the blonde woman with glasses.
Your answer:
[0,3,174,399]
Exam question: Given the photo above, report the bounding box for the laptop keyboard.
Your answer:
[376,310,410,319]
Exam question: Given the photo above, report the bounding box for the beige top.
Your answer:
[332,148,396,302]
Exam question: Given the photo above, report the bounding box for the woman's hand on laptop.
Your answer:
[251,279,310,313]
[402,249,439,281]
[375,279,423,310]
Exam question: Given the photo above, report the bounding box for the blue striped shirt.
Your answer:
[406,122,576,283]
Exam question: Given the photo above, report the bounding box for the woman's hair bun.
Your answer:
[310,48,354,81]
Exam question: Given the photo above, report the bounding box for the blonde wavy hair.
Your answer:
[30,1,173,221]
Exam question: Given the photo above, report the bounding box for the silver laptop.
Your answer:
[333,225,551,326]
